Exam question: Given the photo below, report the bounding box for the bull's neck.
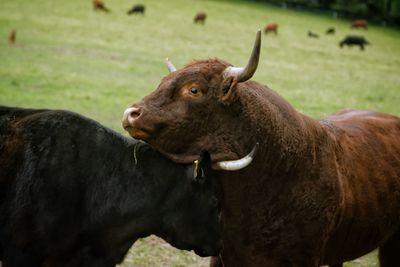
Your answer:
[219,85,330,256]
[233,83,327,177]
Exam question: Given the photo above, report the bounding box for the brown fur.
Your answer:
[264,23,278,34]
[92,0,109,12]
[351,19,368,29]
[210,256,223,267]
[8,30,16,45]
[194,12,207,24]
[124,58,400,266]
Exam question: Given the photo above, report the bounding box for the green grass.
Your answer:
[1,0,400,266]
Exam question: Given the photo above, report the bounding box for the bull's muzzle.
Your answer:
[122,107,142,129]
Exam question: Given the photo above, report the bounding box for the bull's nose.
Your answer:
[122,107,142,126]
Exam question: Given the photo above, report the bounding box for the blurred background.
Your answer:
[254,0,400,26]
[1,0,399,266]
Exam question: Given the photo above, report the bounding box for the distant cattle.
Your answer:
[340,35,370,50]
[8,30,16,45]
[93,0,110,12]
[326,27,335,35]
[127,4,145,15]
[194,12,207,24]
[0,106,253,266]
[123,31,400,266]
[308,31,319,38]
[351,19,368,29]
[264,23,278,34]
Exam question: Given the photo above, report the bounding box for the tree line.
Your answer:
[251,0,400,26]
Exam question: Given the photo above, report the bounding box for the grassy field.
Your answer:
[1,0,399,266]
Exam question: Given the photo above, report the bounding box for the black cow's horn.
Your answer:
[165,58,177,73]
[223,30,261,82]
[212,143,258,171]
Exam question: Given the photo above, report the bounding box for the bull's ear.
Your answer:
[219,76,240,104]
[193,151,212,182]
[219,30,262,105]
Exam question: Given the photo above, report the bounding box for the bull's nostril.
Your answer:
[123,107,142,125]
[130,108,141,119]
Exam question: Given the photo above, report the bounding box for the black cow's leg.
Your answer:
[329,264,343,267]
[379,230,400,267]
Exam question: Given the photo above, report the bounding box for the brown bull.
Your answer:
[351,19,368,29]
[122,31,400,266]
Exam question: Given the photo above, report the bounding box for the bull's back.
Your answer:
[322,109,400,263]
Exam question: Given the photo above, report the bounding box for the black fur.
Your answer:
[0,106,221,267]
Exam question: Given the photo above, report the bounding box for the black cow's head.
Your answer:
[159,146,256,256]
[159,150,221,257]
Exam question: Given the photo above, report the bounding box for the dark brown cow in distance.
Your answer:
[264,23,278,34]
[8,30,16,45]
[122,31,400,266]
[308,30,319,38]
[194,12,207,24]
[93,0,110,12]
[326,27,335,35]
[351,19,368,29]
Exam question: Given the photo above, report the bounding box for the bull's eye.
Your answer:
[190,88,198,94]
[182,86,202,98]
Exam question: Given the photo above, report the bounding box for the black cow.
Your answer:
[339,35,370,50]
[127,4,145,15]
[0,106,223,266]
[326,27,335,35]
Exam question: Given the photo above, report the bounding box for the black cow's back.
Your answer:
[0,106,222,265]
[0,107,143,263]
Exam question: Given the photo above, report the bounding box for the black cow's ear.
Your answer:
[193,150,212,182]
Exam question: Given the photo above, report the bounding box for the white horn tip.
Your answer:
[212,143,259,171]
[165,57,177,73]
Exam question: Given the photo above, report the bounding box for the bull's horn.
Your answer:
[212,143,258,171]
[165,58,177,73]
[223,30,261,83]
